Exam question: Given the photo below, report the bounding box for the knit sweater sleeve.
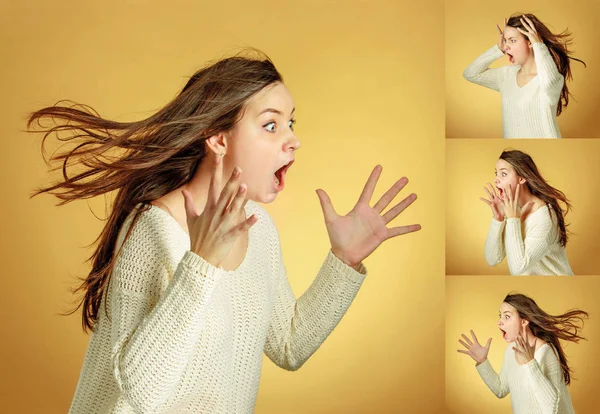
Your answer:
[109,213,224,413]
[521,346,563,414]
[533,42,564,104]
[263,227,366,371]
[504,210,553,275]
[463,44,508,91]
[476,358,510,398]
[484,218,506,266]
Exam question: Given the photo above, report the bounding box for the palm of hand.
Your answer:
[317,165,421,268]
[327,202,389,267]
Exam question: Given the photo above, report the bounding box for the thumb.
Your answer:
[316,189,338,222]
[486,338,492,348]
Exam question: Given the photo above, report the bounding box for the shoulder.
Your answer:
[116,204,181,253]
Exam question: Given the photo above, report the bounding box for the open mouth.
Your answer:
[497,186,504,199]
[273,160,294,192]
[500,328,507,340]
[506,52,515,63]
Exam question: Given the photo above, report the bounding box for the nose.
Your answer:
[284,132,301,152]
[494,177,500,186]
[497,319,503,327]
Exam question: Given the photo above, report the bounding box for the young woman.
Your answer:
[480,149,573,276]
[463,13,586,138]
[28,54,421,413]
[457,293,588,413]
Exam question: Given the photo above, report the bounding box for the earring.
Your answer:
[218,151,225,158]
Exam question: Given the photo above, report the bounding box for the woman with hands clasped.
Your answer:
[463,14,586,138]
[480,149,573,275]
[28,54,421,413]
[458,293,588,414]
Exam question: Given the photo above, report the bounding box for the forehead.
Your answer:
[495,158,513,171]
[245,81,294,115]
[499,302,516,313]
[504,26,523,39]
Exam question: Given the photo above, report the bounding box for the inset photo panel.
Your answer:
[446,139,600,276]
[446,0,600,138]
[446,276,599,413]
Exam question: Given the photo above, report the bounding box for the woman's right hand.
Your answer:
[182,156,257,268]
[457,330,492,365]
[496,18,507,53]
[480,183,504,222]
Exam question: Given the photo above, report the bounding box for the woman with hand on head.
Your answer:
[28,53,421,414]
[463,13,586,138]
[480,149,573,275]
[458,293,588,414]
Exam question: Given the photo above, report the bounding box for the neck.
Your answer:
[517,184,538,208]
[519,53,537,76]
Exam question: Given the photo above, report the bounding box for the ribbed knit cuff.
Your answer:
[326,250,367,283]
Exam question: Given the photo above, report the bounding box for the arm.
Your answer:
[504,212,553,275]
[521,347,563,413]
[110,219,224,413]
[463,45,508,91]
[264,249,366,371]
[476,358,510,398]
[484,217,506,266]
[533,42,564,103]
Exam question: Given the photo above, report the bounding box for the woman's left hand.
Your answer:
[518,16,541,44]
[500,183,534,219]
[316,165,421,269]
[513,325,536,365]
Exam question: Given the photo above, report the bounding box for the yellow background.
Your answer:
[0,1,445,413]
[446,139,600,276]
[446,277,599,413]
[445,0,600,138]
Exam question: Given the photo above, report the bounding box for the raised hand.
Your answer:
[457,330,492,365]
[496,17,508,52]
[480,183,504,222]
[513,324,536,365]
[316,165,421,268]
[183,156,257,268]
[500,183,534,219]
[517,16,541,44]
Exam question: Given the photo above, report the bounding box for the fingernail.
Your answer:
[233,167,240,177]
[239,183,247,192]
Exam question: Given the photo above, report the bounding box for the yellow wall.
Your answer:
[446,277,599,413]
[446,139,600,276]
[0,1,445,413]
[446,0,600,138]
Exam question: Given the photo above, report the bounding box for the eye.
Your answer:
[288,119,296,131]
[502,172,507,177]
[263,121,276,133]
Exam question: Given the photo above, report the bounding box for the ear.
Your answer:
[518,177,527,185]
[205,132,229,157]
[521,319,529,328]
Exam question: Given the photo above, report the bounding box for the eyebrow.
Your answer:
[495,168,508,172]
[258,107,296,117]
[500,311,512,315]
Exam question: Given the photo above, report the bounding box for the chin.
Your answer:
[252,192,278,204]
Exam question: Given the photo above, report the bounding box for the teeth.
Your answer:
[274,174,280,185]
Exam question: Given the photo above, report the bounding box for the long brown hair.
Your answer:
[27,51,283,332]
[507,13,586,116]
[500,149,571,246]
[504,293,588,385]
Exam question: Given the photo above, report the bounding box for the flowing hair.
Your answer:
[27,51,283,332]
[500,149,571,246]
[504,293,588,385]
[507,13,586,116]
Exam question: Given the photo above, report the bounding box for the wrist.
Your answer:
[331,248,362,270]
[475,357,488,366]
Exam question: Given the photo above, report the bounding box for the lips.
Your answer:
[506,52,515,63]
[497,186,504,199]
[500,328,507,340]
[273,159,294,192]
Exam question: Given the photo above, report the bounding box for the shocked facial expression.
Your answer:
[502,25,532,65]
[224,82,300,204]
[498,302,526,343]
[494,159,524,200]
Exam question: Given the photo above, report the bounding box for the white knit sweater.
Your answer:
[484,205,573,276]
[463,43,564,138]
[476,343,575,414]
[68,201,367,413]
